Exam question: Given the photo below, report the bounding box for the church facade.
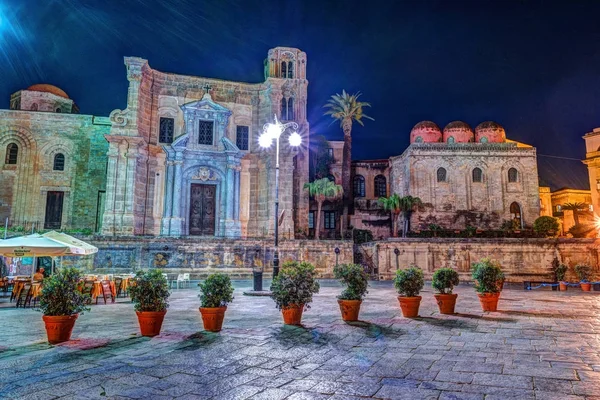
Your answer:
[101,47,310,238]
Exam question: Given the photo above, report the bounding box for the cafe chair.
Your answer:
[16,282,32,308]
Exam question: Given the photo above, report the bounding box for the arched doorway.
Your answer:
[510,202,523,229]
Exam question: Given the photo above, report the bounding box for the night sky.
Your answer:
[1,0,599,190]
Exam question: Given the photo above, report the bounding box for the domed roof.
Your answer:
[475,121,506,143]
[410,121,442,143]
[443,121,474,143]
[27,84,69,99]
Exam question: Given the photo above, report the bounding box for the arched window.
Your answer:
[55,108,61,113]
[31,103,38,111]
[508,168,518,183]
[5,143,18,165]
[472,167,482,183]
[374,175,387,197]
[415,136,423,143]
[281,97,287,120]
[281,61,287,78]
[437,167,447,182]
[53,153,65,171]
[327,174,335,183]
[353,175,365,197]
[447,136,455,144]
[287,61,294,78]
[287,98,294,120]
[480,137,488,143]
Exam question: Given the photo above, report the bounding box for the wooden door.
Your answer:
[189,184,216,236]
[44,191,64,229]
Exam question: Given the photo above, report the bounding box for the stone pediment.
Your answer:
[181,93,231,115]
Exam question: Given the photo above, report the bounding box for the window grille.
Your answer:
[159,117,174,143]
[437,167,447,182]
[5,143,18,165]
[53,153,65,171]
[198,120,214,145]
[236,126,249,150]
[374,175,387,197]
[354,175,365,197]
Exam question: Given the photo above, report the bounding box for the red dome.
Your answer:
[475,121,506,143]
[27,84,69,99]
[410,121,442,143]
[443,121,474,143]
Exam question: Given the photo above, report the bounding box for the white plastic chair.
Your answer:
[182,273,190,288]
[176,274,185,289]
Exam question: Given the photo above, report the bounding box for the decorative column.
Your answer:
[161,161,174,235]
[101,143,119,235]
[170,156,184,235]
[121,147,138,235]
[234,169,240,221]
[226,166,235,221]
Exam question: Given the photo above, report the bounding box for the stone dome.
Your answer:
[27,84,69,99]
[410,121,442,143]
[475,121,506,143]
[443,121,474,143]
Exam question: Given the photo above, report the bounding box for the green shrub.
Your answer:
[333,263,368,300]
[432,268,460,294]
[198,273,234,308]
[129,269,170,312]
[471,258,504,294]
[394,265,424,297]
[533,216,559,236]
[270,261,320,310]
[575,264,592,282]
[37,268,90,316]
[551,258,568,281]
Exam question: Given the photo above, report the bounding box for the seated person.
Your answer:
[33,268,45,281]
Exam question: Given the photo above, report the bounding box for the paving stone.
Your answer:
[250,387,292,399]
[0,283,599,400]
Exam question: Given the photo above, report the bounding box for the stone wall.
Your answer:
[367,238,600,282]
[62,237,353,279]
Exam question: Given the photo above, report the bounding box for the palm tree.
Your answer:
[304,178,343,240]
[562,202,586,226]
[379,194,402,238]
[324,90,373,233]
[398,195,422,237]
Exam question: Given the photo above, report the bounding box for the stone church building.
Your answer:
[0,46,542,239]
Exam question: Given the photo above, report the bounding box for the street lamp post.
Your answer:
[259,115,301,281]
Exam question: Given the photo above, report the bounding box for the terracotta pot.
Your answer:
[281,304,304,325]
[136,310,166,337]
[477,293,500,312]
[43,314,78,344]
[199,306,227,332]
[397,296,421,318]
[337,299,362,322]
[581,282,592,292]
[434,293,458,315]
[559,281,568,291]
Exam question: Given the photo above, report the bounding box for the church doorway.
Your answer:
[510,201,523,229]
[189,184,216,236]
[44,191,64,229]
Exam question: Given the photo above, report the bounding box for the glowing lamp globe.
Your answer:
[266,123,281,139]
[288,132,302,147]
[258,133,272,148]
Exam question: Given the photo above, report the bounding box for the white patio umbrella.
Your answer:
[0,231,98,277]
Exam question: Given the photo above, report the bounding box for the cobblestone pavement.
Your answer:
[1,281,600,400]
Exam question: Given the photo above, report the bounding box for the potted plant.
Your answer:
[472,258,503,311]
[198,273,234,332]
[333,263,368,322]
[432,268,460,314]
[270,261,320,325]
[394,265,424,318]
[37,267,90,344]
[575,264,593,292]
[129,269,170,337]
[552,259,569,291]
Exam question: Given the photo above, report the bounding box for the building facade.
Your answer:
[100,47,310,238]
[391,121,540,231]
[0,85,109,232]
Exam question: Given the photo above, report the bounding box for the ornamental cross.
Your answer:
[202,83,212,94]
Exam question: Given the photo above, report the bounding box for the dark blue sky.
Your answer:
[1,0,599,189]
